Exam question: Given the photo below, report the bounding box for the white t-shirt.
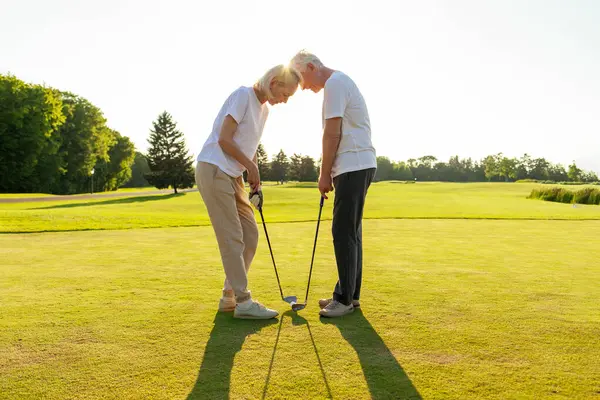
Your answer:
[197,86,269,178]
[323,71,377,178]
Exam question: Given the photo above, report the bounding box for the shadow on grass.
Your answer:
[261,311,333,399]
[186,312,278,400]
[270,311,333,399]
[31,193,184,210]
[321,309,422,399]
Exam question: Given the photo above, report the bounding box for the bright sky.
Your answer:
[2,0,599,173]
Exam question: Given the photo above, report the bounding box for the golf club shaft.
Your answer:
[259,208,285,299]
[303,196,324,303]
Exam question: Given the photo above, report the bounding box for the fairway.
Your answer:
[2,182,600,233]
[1,183,600,399]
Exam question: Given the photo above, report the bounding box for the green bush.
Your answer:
[590,190,600,205]
[522,180,600,186]
[529,187,600,205]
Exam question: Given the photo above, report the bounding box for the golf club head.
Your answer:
[291,302,306,312]
[283,295,298,304]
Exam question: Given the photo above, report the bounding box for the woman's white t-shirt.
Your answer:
[323,71,377,178]
[197,86,269,178]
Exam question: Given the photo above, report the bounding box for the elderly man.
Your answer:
[290,51,377,317]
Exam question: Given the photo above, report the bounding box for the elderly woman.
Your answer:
[196,65,301,319]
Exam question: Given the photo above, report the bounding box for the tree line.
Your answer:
[1,74,135,194]
[2,73,597,195]
[374,154,598,183]
[132,144,598,188]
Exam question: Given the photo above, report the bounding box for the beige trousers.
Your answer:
[195,162,258,303]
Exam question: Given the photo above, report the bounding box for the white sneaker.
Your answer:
[319,300,354,318]
[319,298,360,309]
[234,300,279,320]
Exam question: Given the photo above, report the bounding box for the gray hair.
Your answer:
[255,65,301,100]
[289,50,324,72]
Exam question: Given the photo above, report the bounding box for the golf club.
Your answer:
[257,205,298,305]
[291,196,325,312]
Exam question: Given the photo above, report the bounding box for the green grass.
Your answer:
[1,183,599,399]
[0,186,182,199]
[0,193,57,198]
[1,220,599,399]
[2,182,600,233]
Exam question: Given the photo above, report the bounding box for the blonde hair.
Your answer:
[255,65,302,100]
[289,50,324,72]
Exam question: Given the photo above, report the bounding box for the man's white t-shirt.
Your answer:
[323,71,377,178]
[197,86,269,178]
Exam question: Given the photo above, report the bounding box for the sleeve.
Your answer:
[225,88,249,124]
[323,77,348,120]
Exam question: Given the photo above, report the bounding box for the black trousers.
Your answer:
[332,168,376,306]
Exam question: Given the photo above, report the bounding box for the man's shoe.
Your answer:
[319,298,360,309]
[234,300,279,319]
[319,300,354,318]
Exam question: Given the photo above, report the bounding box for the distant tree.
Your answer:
[498,157,518,182]
[289,153,303,181]
[445,155,463,182]
[145,111,194,194]
[432,161,447,181]
[124,152,151,187]
[482,154,500,181]
[413,155,437,181]
[270,150,289,184]
[462,157,479,182]
[515,154,531,180]
[54,92,114,194]
[547,164,568,182]
[567,162,582,182]
[298,156,318,181]
[393,161,413,181]
[375,156,394,181]
[472,160,487,181]
[0,74,65,193]
[581,170,599,183]
[256,143,270,181]
[529,157,550,181]
[93,130,135,192]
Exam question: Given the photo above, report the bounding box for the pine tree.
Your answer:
[145,111,194,194]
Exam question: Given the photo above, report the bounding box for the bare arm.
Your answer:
[218,115,260,190]
[318,117,342,198]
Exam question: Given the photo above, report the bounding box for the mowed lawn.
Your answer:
[1,183,599,399]
[2,182,600,233]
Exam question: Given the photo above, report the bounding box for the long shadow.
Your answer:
[261,315,284,399]
[321,310,422,399]
[187,312,278,400]
[288,312,333,399]
[32,193,184,210]
[262,311,332,399]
